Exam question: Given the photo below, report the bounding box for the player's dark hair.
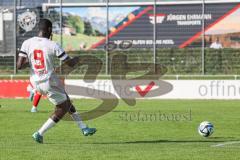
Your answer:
[38,19,52,38]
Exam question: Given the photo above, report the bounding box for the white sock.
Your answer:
[38,118,56,136]
[71,112,87,129]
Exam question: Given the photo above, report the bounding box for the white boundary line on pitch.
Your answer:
[211,141,240,147]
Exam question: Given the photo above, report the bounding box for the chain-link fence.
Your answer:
[0,0,240,76]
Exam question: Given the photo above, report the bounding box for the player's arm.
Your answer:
[54,44,80,74]
[55,53,80,74]
[17,42,29,70]
[17,41,29,70]
[17,56,29,70]
[62,55,80,68]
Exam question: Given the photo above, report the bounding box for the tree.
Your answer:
[84,21,93,36]
[67,15,84,34]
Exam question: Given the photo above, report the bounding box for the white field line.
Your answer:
[211,141,240,147]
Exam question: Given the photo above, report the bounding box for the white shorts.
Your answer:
[30,75,67,105]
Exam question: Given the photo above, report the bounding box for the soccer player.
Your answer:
[17,19,96,143]
[27,84,42,113]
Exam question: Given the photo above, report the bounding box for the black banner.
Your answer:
[92,3,240,49]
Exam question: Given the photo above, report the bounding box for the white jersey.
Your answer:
[19,37,68,82]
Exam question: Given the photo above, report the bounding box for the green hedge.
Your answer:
[1,48,240,75]
[68,48,240,75]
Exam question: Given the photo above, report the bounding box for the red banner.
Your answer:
[0,80,29,98]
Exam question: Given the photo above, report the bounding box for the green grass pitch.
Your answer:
[1,99,240,160]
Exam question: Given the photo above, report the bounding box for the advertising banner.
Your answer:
[2,79,240,100]
[90,3,240,49]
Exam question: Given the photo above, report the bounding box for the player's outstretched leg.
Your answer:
[31,92,42,113]
[32,100,70,143]
[68,103,97,136]
[32,99,96,143]
[27,84,35,101]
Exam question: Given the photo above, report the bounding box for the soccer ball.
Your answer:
[198,121,214,137]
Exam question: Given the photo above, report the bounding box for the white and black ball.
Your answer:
[198,121,214,137]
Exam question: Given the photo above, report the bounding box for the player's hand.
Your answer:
[66,56,80,68]
[55,56,80,75]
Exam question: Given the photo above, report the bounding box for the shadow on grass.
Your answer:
[92,136,238,144]
[47,138,239,145]
[44,137,240,146]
